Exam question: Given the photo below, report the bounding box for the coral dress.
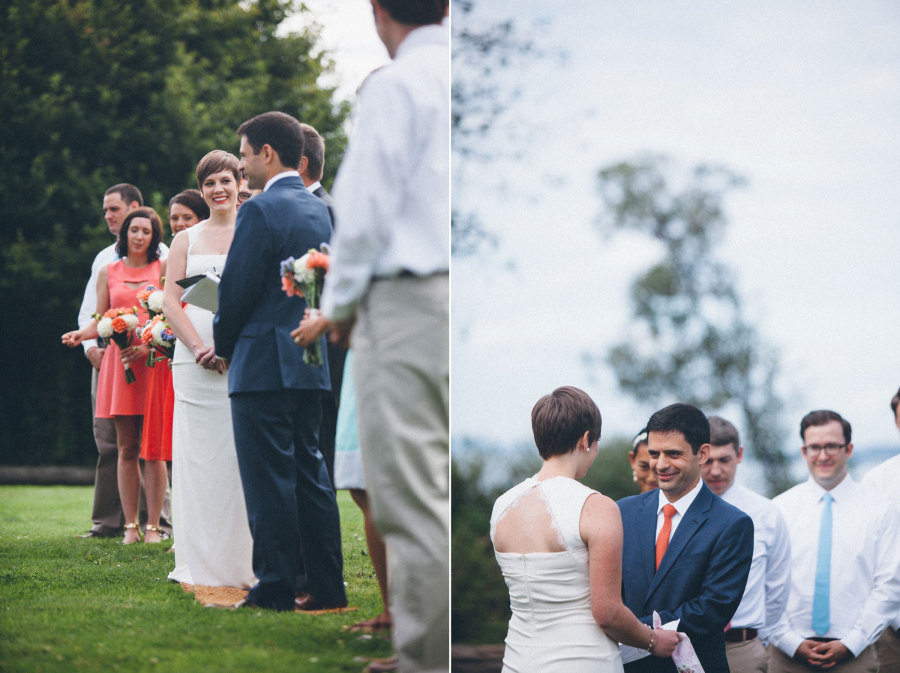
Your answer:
[95,259,161,418]
[140,361,174,461]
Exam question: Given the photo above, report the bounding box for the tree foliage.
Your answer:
[451,1,541,256]
[590,156,792,496]
[0,0,351,465]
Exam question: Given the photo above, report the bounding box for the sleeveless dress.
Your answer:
[333,349,365,489]
[167,222,255,588]
[140,360,173,461]
[95,259,161,417]
[490,476,624,673]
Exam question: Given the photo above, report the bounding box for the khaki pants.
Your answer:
[768,643,877,673]
[354,275,449,673]
[874,627,900,672]
[725,637,768,673]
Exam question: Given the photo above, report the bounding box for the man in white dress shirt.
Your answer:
[860,387,900,670]
[769,410,900,673]
[320,2,449,671]
[701,416,791,672]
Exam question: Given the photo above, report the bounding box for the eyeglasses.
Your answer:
[803,443,847,456]
[237,192,253,201]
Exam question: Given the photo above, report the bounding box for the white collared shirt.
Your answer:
[655,478,703,540]
[264,170,298,192]
[322,22,449,321]
[77,241,168,352]
[720,483,792,640]
[861,453,900,630]
[306,180,322,193]
[770,475,900,657]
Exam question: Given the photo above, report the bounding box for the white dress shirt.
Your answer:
[321,22,450,322]
[861,453,900,630]
[720,483,791,641]
[655,478,703,539]
[771,475,900,657]
[77,241,168,352]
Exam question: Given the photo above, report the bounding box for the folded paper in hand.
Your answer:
[180,271,220,312]
[619,611,704,673]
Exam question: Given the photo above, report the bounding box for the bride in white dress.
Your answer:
[164,150,255,588]
[490,386,678,672]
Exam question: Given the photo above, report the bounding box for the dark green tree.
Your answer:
[0,0,350,465]
[587,155,792,496]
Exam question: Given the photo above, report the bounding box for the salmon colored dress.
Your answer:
[95,259,161,418]
[140,362,174,461]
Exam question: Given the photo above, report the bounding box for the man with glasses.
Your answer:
[768,410,900,672]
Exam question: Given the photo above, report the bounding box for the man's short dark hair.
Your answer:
[800,410,852,444]
[237,111,304,170]
[708,415,740,450]
[300,123,326,182]
[105,183,143,207]
[378,0,446,25]
[531,386,602,459]
[891,387,900,415]
[646,403,710,454]
[116,207,163,261]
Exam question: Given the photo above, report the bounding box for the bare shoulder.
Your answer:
[580,491,624,542]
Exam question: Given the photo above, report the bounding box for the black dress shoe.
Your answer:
[294,594,348,612]
[76,529,121,538]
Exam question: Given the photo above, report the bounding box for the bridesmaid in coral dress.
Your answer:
[138,190,209,544]
[62,207,165,544]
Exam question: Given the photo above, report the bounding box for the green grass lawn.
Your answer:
[0,486,390,672]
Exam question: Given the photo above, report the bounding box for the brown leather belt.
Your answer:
[724,627,758,643]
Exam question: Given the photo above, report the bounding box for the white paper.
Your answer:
[180,271,220,312]
[619,612,704,672]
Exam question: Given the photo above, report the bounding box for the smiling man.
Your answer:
[769,410,900,673]
[617,403,754,673]
[701,416,791,672]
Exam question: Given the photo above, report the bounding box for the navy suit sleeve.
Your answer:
[213,201,273,360]
[653,512,754,637]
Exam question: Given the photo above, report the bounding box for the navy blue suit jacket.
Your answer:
[213,175,332,395]
[618,483,753,673]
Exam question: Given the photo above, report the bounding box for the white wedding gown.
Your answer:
[490,476,624,673]
[168,222,256,588]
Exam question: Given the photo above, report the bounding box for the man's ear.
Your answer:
[298,156,309,177]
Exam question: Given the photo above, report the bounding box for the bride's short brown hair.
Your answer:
[531,386,602,459]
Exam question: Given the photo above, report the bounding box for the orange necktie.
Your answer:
[655,504,677,569]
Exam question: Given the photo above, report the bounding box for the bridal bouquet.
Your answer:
[138,314,176,367]
[280,245,330,366]
[95,307,141,383]
[136,285,165,317]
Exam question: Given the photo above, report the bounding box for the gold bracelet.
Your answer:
[646,625,654,653]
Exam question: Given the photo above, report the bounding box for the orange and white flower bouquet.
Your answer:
[94,307,141,383]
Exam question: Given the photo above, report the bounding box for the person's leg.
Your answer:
[350,489,391,628]
[354,276,449,673]
[290,390,346,607]
[230,391,300,611]
[142,460,167,543]
[89,367,123,535]
[114,415,143,544]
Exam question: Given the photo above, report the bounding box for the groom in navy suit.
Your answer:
[213,111,345,612]
[618,403,753,672]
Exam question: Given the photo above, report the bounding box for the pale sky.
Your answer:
[451,0,900,477]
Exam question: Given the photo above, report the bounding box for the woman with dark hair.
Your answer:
[489,387,679,671]
[138,190,211,544]
[62,207,165,544]
[167,189,209,236]
[164,150,255,588]
[629,428,658,493]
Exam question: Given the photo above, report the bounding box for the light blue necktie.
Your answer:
[811,491,832,636]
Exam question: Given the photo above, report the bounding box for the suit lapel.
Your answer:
[645,484,712,600]
[638,493,658,588]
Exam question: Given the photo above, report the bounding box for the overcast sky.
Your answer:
[450,0,900,479]
[284,2,900,482]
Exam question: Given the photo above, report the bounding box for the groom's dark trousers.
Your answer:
[618,483,753,673]
[213,174,343,611]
